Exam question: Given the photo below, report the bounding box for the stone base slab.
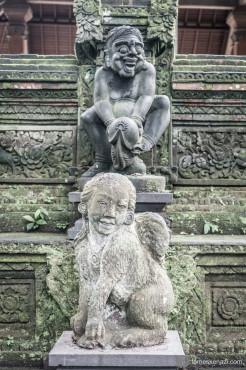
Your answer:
[49,330,186,369]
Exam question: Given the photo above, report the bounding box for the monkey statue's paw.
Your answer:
[77,318,106,349]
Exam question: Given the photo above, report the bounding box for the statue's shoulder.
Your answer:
[142,61,156,76]
[95,66,112,79]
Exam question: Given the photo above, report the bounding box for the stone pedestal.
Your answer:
[49,330,186,370]
[78,175,167,193]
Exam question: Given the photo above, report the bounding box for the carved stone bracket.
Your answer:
[226,5,246,55]
[147,0,178,45]
[0,0,33,54]
[73,0,103,63]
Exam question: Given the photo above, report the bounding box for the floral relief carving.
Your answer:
[212,288,246,326]
[0,284,32,323]
[0,130,74,178]
[174,130,246,181]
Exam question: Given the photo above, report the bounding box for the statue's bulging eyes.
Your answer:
[135,45,143,54]
[118,46,129,54]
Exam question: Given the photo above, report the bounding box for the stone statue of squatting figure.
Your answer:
[81,26,170,176]
[70,173,174,348]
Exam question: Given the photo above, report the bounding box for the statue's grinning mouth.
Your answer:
[100,219,115,225]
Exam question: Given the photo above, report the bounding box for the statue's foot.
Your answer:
[111,157,146,175]
[132,134,156,154]
[110,328,166,348]
[70,313,86,341]
[81,162,112,177]
[77,334,106,349]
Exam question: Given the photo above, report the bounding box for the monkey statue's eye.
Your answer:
[118,46,129,54]
[98,199,107,205]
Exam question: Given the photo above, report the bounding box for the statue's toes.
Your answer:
[77,335,97,349]
[111,332,136,348]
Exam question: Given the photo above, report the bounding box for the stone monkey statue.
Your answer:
[80,26,170,176]
[71,173,174,348]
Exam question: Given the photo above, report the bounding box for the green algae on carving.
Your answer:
[147,0,178,44]
[0,184,76,233]
[173,129,246,183]
[73,0,103,43]
[166,240,246,359]
[0,239,78,367]
[47,251,79,318]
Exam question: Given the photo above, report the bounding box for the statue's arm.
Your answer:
[131,63,156,125]
[84,257,121,342]
[94,68,115,126]
[84,237,132,341]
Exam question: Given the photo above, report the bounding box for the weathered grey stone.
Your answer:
[70,173,174,349]
[79,26,170,177]
[49,330,186,368]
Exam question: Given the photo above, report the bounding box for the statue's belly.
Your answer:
[111,100,135,118]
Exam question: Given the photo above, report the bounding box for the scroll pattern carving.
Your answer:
[173,130,246,181]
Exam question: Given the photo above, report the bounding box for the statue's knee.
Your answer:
[80,109,92,127]
[155,95,170,110]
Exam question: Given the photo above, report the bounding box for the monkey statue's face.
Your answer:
[87,186,129,235]
[107,34,145,78]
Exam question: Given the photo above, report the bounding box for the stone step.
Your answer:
[0,211,76,233]
[174,198,246,206]
[169,211,245,235]
[69,191,173,204]
[0,203,73,212]
[0,64,78,71]
[173,65,246,72]
[168,204,246,212]
[0,54,77,64]
[175,54,246,65]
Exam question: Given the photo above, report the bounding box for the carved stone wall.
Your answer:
[172,55,246,186]
[0,54,78,182]
[0,236,78,367]
[168,236,246,363]
[1,235,244,367]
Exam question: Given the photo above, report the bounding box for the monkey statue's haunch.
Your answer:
[70,173,174,349]
[80,26,170,176]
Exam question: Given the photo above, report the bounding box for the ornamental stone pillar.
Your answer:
[1,0,33,54]
[226,5,246,55]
